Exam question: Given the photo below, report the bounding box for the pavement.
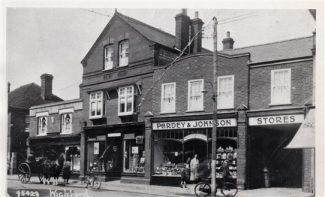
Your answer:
[7,175,314,197]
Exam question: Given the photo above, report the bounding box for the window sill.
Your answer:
[118,112,136,116]
[186,109,205,113]
[89,115,104,120]
[160,111,176,115]
[217,107,234,110]
[61,132,72,135]
[269,103,292,107]
[37,134,47,137]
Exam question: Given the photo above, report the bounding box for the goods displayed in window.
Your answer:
[123,137,145,173]
[87,140,106,172]
[216,146,237,179]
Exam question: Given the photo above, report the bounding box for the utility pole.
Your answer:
[211,17,218,197]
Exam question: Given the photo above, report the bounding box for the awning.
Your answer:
[286,108,315,149]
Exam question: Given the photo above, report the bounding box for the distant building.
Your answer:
[8,74,62,174]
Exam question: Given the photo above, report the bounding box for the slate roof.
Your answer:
[8,83,63,109]
[221,36,313,64]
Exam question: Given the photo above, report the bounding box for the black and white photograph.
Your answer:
[1,2,324,197]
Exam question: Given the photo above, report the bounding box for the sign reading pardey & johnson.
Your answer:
[152,119,237,130]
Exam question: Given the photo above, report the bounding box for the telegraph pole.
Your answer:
[211,17,218,197]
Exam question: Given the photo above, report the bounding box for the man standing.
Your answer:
[190,154,199,182]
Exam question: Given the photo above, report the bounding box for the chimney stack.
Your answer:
[175,9,191,52]
[222,31,235,50]
[40,73,53,100]
[190,11,204,53]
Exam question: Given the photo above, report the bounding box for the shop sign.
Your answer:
[249,114,304,126]
[97,135,106,141]
[132,146,139,154]
[184,133,208,142]
[94,142,99,155]
[108,133,121,137]
[152,119,236,130]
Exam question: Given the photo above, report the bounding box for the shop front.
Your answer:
[83,123,145,181]
[247,112,305,188]
[151,116,238,186]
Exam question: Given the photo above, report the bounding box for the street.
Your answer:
[7,178,166,197]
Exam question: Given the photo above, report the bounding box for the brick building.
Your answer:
[8,74,62,174]
[28,98,83,175]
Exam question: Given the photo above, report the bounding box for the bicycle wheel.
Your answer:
[221,182,238,197]
[194,182,211,197]
[90,176,101,190]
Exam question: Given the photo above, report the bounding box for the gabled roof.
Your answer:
[82,11,211,63]
[8,83,63,109]
[221,36,313,64]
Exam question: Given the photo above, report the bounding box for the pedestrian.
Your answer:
[221,159,231,182]
[180,164,190,188]
[62,161,71,185]
[190,154,199,182]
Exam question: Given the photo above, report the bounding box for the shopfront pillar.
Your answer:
[237,105,248,189]
[79,131,86,179]
[144,111,153,180]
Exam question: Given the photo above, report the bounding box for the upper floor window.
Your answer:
[188,79,204,111]
[119,40,129,67]
[271,68,291,105]
[61,113,72,134]
[161,83,176,113]
[118,86,134,116]
[90,91,103,119]
[104,45,113,70]
[217,75,234,109]
[37,116,47,136]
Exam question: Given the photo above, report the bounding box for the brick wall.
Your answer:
[152,53,250,116]
[83,16,154,74]
[29,100,83,137]
[249,60,313,109]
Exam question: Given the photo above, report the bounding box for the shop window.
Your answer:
[37,116,47,136]
[123,136,145,173]
[217,75,234,109]
[188,79,204,111]
[271,68,291,105]
[61,113,72,134]
[118,86,134,116]
[89,91,104,119]
[87,140,106,172]
[119,40,129,67]
[161,83,176,113]
[104,45,114,70]
[65,146,80,172]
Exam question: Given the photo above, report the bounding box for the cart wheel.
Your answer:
[17,163,31,184]
[194,182,211,197]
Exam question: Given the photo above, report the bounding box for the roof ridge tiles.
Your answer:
[224,35,313,52]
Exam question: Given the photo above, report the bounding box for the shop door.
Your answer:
[106,137,123,178]
[248,126,302,188]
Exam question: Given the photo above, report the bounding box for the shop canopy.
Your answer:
[286,108,315,149]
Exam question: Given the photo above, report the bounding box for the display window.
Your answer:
[153,127,237,179]
[87,139,106,172]
[123,135,145,173]
[65,145,80,172]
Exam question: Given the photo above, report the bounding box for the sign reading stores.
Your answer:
[152,119,236,130]
[249,114,304,126]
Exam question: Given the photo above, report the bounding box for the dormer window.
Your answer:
[104,45,113,70]
[119,40,129,67]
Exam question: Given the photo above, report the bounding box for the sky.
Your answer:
[6,8,316,100]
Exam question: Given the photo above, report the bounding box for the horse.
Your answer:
[42,153,65,185]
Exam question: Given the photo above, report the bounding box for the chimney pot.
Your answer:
[227,31,230,38]
[181,9,187,15]
[195,11,199,18]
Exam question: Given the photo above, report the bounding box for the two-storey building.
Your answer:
[147,31,313,190]
[28,98,83,175]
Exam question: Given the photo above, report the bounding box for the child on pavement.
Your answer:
[181,164,190,188]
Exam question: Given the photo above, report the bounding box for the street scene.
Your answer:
[6,7,318,197]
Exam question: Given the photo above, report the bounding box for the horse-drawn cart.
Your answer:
[17,156,45,184]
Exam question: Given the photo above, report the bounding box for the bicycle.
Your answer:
[194,178,238,197]
[83,162,102,190]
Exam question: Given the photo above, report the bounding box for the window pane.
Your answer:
[91,102,96,116]
[272,70,290,104]
[127,95,133,112]
[97,101,102,115]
